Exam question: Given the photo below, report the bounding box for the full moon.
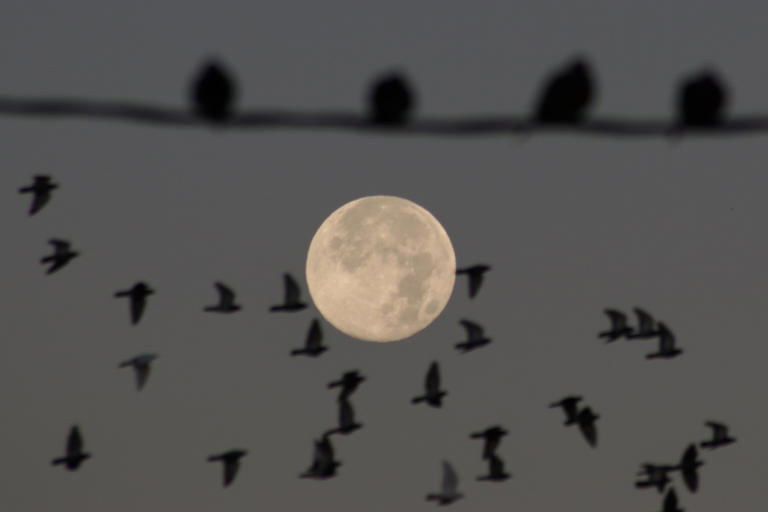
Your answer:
[305,196,456,342]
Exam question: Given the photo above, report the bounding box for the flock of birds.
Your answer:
[15,61,737,510]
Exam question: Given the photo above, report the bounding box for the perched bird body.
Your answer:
[207,449,247,487]
[598,309,633,342]
[576,407,599,447]
[426,461,463,505]
[114,282,155,325]
[534,58,594,124]
[328,370,365,400]
[677,71,727,128]
[300,435,341,479]
[204,282,241,313]
[549,395,583,425]
[40,239,79,274]
[368,72,414,125]
[118,353,158,391]
[191,60,236,123]
[51,425,91,470]
[291,318,327,357]
[700,421,736,449]
[269,273,307,312]
[646,322,682,359]
[19,175,58,215]
[455,264,490,298]
[325,396,363,436]
[455,319,491,353]
[476,453,511,482]
[470,425,508,460]
[412,361,447,408]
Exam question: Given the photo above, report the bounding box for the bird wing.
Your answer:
[306,319,322,349]
[284,273,301,304]
[634,308,655,334]
[706,421,727,439]
[442,461,459,494]
[426,362,440,393]
[215,282,236,305]
[30,191,51,214]
[604,309,628,330]
[135,361,151,390]
[577,409,598,447]
[663,488,679,512]
[49,239,70,252]
[130,296,146,324]
[339,397,355,427]
[658,323,676,351]
[223,458,240,486]
[67,426,84,455]
[460,319,484,341]
[467,272,484,298]
[489,453,505,475]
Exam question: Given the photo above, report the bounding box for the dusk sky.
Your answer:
[1,1,766,510]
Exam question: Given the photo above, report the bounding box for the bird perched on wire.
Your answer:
[190,59,237,123]
[368,71,415,126]
[534,57,595,125]
[269,273,307,312]
[549,395,583,425]
[700,421,736,449]
[598,309,634,342]
[455,319,492,353]
[118,353,158,391]
[676,70,728,129]
[40,239,79,274]
[291,318,328,357]
[51,425,91,470]
[19,175,58,215]
[207,449,247,487]
[204,281,241,313]
[300,435,341,479]
[470,425,508,460]
[114,281,155,325]
[412,361,447,408]
[426,460,464,505]
[456,264,490,299]
[476,453,511,482]
[327,370,365,401]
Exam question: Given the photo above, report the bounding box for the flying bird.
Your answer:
[534,57,595,124]
[576,406,599,447]
[454,319,492,353]
[661,488,684,512]
[598,309,633,342]
[328,370,365,400]
[300,435,341,479]
[368,71,415,125]
[190,59,236,123]
[118,353,158,391]
[476,453,511,482]
[269,273,308,312]
[627,307,659,339]
[204,281,241,313]
[19,174,58,215]
[674,444,703,493]
[635,463,675,493]
[470,425,508,460]
[291,318,328,357]
[455,264,490,298]
[40,239,79,274]
[412,361,447,408]
[700,421,736,449]
[325,396,363,436]
[207,449,247,487]
[114,281,155,325]
[646,322,682,359]
[676,70,728,128]
[51,425,91,470]
[549,395,583,425]
[426,460,463,505]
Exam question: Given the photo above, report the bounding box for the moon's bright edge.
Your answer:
[305,196,456,342]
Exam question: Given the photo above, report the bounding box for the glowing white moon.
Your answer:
[305,196,456,342]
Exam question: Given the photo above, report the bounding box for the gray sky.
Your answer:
[1,1,766,510]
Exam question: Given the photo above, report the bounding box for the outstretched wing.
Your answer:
[426,362,441,394]
[604,309,628,330]
[634,307,656,335]
[657,323,676,352]
[306,319,323,349]
[215,282,236,304]
[67,426,84,455]
[134,361,151,390]
[284,273,301,304]
[442,461,459,494]
[460,319,484,341]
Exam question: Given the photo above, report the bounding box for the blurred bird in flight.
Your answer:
[204,281,241,313]
[51,425,91,471]
[40,239,79,274]
[114,281,155,325]
[118,353,158,391]
[207,449,247,487]
[19,174,58,215]
[269,273,307,312]
[455,264,490,299]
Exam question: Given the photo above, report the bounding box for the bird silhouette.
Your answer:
[204,281,241,313]
[534,57,595,124]
[476,453,511,482]
[661,488,684,512]
[51,425,91,470]
[207,449,247,487]
[677,70,728,128]
[19,175,58,215]
[455,264,490,298]
[40,239,79,274]
[627,307,659,339]
[114,281,155,325]
[673,444,703,493]
[635,463,675,493]
[190,59,236,123]
[426,460,464,505]
[368,72,415,125]
[327,370,365,401]
[300,435,341,479]
[598,309,633,342]
[325,396,363,436]
[269,273,307,312]
[291,318,328,357]
[576,406,599,447]
[700,421,736,449]
[454,319,492,353]
[118,353,158,391]
[549,395,583,425]
[470,425,508,460]
[412,361,447,408]
[646,322,682,359]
